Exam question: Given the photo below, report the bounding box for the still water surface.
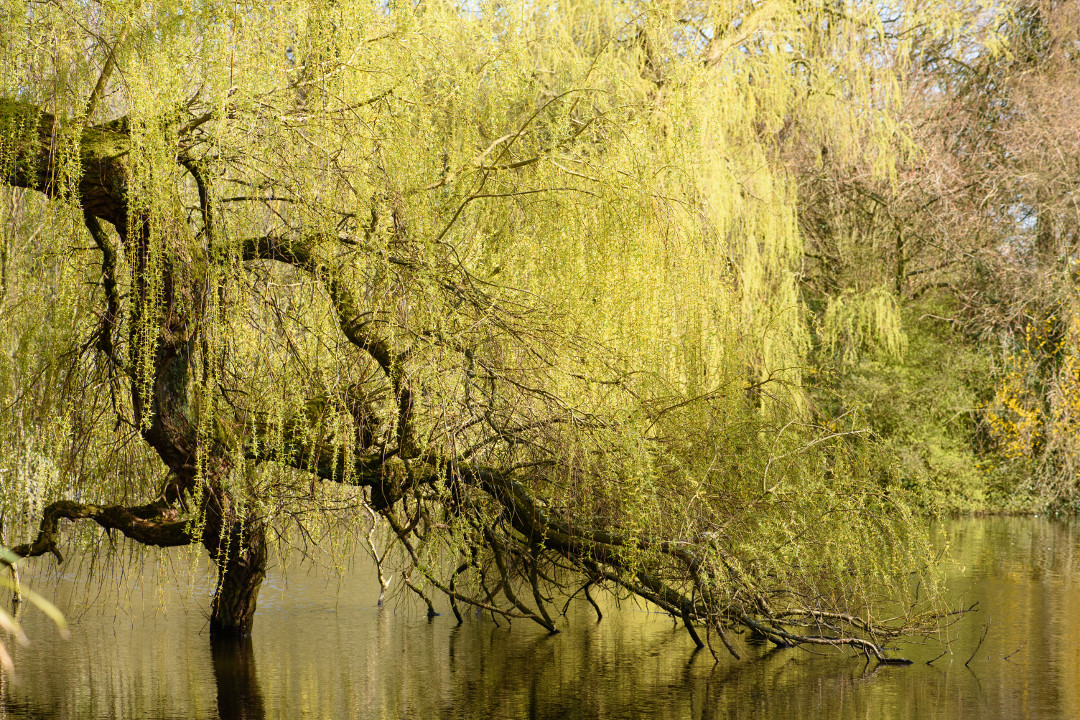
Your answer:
[2,517,1080,719]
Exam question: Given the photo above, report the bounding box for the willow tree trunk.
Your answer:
[142,303,270,638]
[0,98,279,641]
[208,521,268,640]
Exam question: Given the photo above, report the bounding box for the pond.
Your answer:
[2,517,1079,719]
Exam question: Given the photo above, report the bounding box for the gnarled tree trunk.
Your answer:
[0,97,275,638]
[206,518,268,640]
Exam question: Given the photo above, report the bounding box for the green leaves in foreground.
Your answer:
[0,545,67,676]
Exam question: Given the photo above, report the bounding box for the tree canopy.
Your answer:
[787,0,1080,512]
[0,0,979,659]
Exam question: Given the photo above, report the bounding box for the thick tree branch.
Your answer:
[83,211,124,366]
[241,234,418,455]
[0,99,130,230]
[2,499,192,566]
[84,30,127,122]
[452,462,915,660]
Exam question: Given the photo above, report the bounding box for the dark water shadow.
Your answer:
[211,637,265,720]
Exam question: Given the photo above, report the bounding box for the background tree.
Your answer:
[780,0,1078,510]
[798,0,1080,510]
[0,0,953,657]
[959,0,1080,506]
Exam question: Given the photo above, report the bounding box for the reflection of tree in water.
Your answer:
[433,615,777,719]
[687,642,1001,720]
[435,608,699,720]
[426,607,998,720]
[0,523,1070,720]
[212,638,265,720]
[443,626,569,720]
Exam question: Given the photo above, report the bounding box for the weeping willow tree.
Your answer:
[0,0,957,658]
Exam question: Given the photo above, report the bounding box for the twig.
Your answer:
[681,606,705,649]
[403,574,439,618]
[8,564,20,608]
[449,561,468,625]
[363,504,392,606]
[926,648,948,666]
[712,620,741,661]
[1004,642,1026,661]
[704,621,721,662]
[584,584,602,622]
[966,617,990,667]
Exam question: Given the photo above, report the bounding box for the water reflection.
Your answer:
[212,639,264,720]
[3,517,1080,719]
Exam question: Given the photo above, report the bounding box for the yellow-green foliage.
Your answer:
[0,191,165,550]
[820,286,908,365]
[985,295,1080,507]
[0,0,976,631]
[813,300,1003,512]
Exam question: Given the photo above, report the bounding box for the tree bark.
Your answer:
[0,97,274,638]
[207,519,268,640]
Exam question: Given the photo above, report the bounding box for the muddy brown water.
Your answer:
[2,517,1079,719]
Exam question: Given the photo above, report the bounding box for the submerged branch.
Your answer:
[360,460,927,662]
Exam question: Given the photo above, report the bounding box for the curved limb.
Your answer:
[241,235,418,456]
[3,499,192,566]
